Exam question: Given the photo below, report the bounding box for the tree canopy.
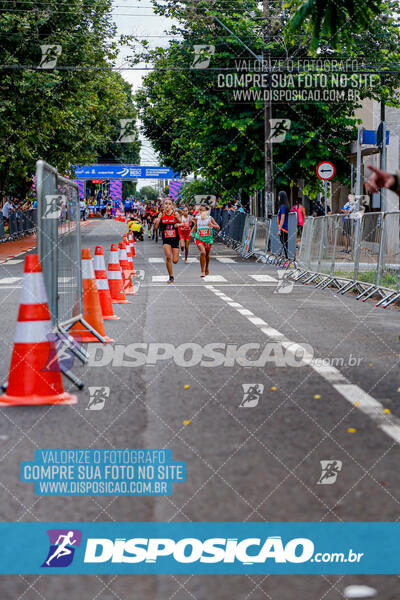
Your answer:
[134,0,400,198]
[0,0,140,196]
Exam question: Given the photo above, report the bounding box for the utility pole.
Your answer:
[380,77,387,212]
[263,0,274,217]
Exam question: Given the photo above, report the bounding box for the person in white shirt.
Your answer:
[2,199,14,221]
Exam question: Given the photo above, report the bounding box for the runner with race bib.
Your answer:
[192,205,220,278]
[177,206,193,264]
[154,199,182,284]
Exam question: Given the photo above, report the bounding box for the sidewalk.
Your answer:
[0,233,37,263]
[0,219,96,263]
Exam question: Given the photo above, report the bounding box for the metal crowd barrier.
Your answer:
[211,208,247,252]
[0,208,37,242]
[288,211,400,308]
[36,159,93,388]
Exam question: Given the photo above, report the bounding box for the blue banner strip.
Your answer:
[0,523,399,574]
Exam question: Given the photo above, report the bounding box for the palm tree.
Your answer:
[290,0,382,48]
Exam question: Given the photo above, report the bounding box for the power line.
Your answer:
[1,64,400,72]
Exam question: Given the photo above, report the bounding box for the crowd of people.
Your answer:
[0,196,37,233]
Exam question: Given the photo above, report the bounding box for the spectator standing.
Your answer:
[2,197,14,220]
[291,198,306,235]
[277,191,290,259]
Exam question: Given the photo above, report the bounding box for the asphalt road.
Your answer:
[0,219,399,599]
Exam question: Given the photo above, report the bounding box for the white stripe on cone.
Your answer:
[21,273,48,305]
[82,258,95,279]
[15,320,53,343]
[96,279,109,290]
[118,248,128,262]
[94,254,107,271]
[108,251,119,264]
[108,271,122,280]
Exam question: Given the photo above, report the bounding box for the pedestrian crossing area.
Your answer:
[150,274,278,283]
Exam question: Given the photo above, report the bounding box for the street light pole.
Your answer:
[263,0,274,217]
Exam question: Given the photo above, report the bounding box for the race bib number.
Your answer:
[199,228,210,237]
[165,229,176,238]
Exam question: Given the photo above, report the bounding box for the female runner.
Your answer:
[192,205,220,278]
[154,199,182,284]
[177,206,193,264]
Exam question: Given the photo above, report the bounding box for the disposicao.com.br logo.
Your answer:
[82,536,363,566]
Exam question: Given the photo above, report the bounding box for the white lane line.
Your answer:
[250,274,277,282]
[148,258,164,263]
[206,285,400,445]
[0,277,21,284]
[143,283,290,288]
[185,258,199,263]
[152,275,169,282]
[237,308,254,317]
[2,259,23,265]
[0,286,22,290]
[203,275,227,282]
[216,257,236,263]
[228,302,243,308]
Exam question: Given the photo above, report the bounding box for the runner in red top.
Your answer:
[154,199,182,284]
[177,206,193,264]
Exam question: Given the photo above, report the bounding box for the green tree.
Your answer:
[289,0,382,49]
[0,0,140,197]
[134,0,399,198]
[179,179,215,204]
[123,181,138,198]
[138,185,158,202]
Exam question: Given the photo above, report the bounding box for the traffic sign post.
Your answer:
[317,161,335,215]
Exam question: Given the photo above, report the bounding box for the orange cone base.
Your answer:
[111,299,131,304]
[69,328,114,344]
[103,315,121,321]
[124,289,136,295]
[0,391,77,407]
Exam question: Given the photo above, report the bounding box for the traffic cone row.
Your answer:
[0,255,77,406]
[94,247,120,321]
[69,249,113,344]
[108,244,130,304]
[1,228,139,405]
[115,208,124,222]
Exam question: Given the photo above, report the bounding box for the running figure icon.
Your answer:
[45,531,77,566]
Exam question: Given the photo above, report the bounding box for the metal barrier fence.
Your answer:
[290,211,400,307]
[211,208,247,251]
[36,159,93,387]
[210,208,299,263]
[0,208,37,242]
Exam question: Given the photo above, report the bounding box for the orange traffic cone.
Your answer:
[0,255,77,406]
[128,231,136,258]
[119,241,135,294]
[108,244,130,304]
[125,241,136,277]
[94,246,120,321]
[69,249,113,343]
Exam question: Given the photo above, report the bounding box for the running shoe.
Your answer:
[168,276,175,284]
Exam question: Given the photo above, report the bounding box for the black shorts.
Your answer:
[162,235,180,249]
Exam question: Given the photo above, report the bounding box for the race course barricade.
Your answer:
[286,211,400,309]
[36,159,90,389]
[211,209,247,253]
[0,208,37,242]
